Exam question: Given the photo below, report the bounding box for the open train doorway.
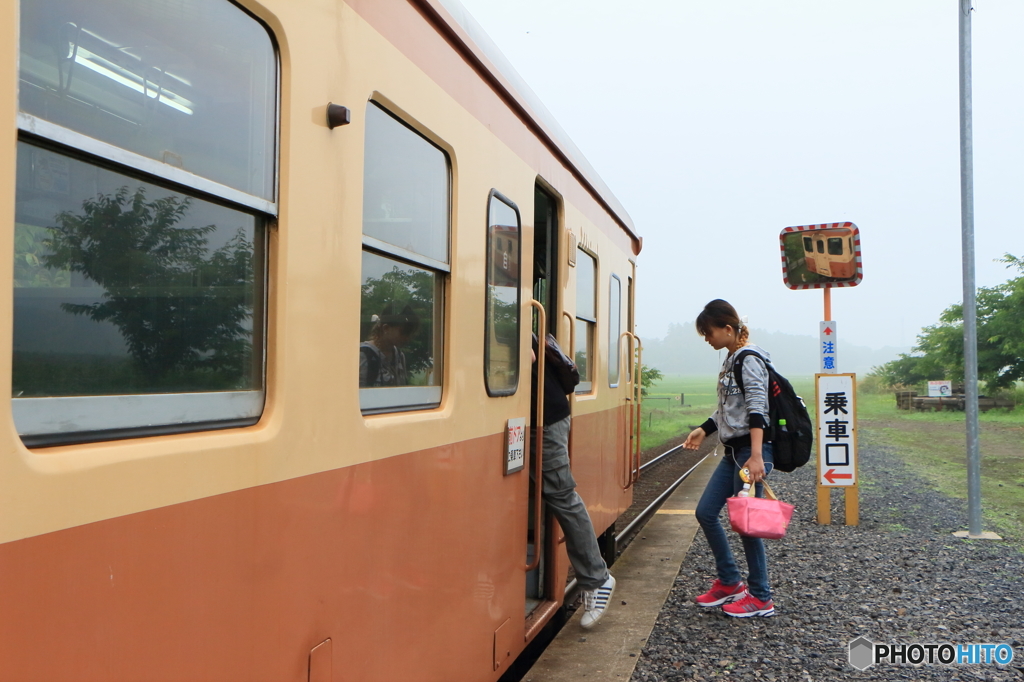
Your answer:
[526,183,561,615]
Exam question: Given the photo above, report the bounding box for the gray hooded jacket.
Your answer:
[700,344,771,447]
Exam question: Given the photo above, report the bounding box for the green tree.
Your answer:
[918,254,1024,389]
[871,254,1024,390]
[638,363,663,396]
[868,353,945,388]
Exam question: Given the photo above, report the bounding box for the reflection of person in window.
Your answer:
[359,304,420,387]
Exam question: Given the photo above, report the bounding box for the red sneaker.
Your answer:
[694,579,747,607]
[722,592,775,618]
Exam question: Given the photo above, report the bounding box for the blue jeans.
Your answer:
[695,443,774,601]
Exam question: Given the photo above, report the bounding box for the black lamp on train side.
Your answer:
[326,103,351,129]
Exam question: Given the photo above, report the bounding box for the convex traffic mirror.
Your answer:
[780,222,863,289]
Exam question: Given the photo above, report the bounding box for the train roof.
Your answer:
[425,0,639,245]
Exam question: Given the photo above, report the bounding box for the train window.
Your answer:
[18,0,276,202]
[803,236,813,253]
[359,102,449,413]
[827,238,844,256]
[608,275,621,387]
[358,252,442,411]
[816,239,824,254]
[484,192,521,397]
[574,249,596,393]
[13,0,275,445]
[362,104,449,265]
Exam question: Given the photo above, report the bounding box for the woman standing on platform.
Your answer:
[683,299,776,617]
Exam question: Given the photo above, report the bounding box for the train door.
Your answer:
[526,183,560,615]
[810,235,833,277]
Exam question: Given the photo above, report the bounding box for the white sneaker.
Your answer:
[580,575,616,630]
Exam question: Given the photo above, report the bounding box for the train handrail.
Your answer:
[557,310,576,547]
[561,310,575,466]
[630,333,638,483]
[618,332,643,489]
[619,331,636,490]
[525,300,547,573]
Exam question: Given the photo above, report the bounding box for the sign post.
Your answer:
[780,222,863,526]
[815,373,858,525]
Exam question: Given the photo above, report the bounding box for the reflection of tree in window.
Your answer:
[20,186,255,392]
[14,222,70,288]
[827,238,843,256]
[360,265,435,383]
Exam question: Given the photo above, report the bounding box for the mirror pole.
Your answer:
[823,286,832,321]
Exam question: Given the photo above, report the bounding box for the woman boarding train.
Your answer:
[683,299,776,618]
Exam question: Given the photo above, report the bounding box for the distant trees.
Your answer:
[638,363,663,396]
[870,254,1024,390]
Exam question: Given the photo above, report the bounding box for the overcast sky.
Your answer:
[456,0,1024,355]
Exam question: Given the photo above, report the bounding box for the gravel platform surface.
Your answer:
[631,442,1024,681]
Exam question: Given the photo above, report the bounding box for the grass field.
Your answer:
[639,375,815,451]
[642,374,1024,546]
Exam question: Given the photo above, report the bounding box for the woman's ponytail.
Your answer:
[735,323,750,347]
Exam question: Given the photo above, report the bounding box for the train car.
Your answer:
[801,227,856,279]
[0,0,642,680]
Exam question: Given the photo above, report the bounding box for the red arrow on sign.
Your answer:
[823,327,834,335]
[823,468,852,484]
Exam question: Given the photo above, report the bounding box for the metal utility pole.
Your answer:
[958,0,984,538]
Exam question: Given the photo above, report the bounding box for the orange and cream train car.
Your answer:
[801,227,857,279]
[0,0,643,680]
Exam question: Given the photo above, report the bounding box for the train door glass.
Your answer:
[526,184,560,612]
[484,192,521,396]
[531,187,558,335]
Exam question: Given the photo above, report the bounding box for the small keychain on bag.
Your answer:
[737,467,752,497]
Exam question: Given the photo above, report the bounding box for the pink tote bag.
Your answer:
[727,480,795,540]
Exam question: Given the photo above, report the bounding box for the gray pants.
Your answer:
[534,415,610,591]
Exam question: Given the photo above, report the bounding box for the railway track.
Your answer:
[562,433,720,599]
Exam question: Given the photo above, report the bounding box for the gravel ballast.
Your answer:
[631,442,1024,681]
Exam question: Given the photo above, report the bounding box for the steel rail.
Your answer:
[638,442,686,473]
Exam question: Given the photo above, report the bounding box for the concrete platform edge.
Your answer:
[523,452,720,681]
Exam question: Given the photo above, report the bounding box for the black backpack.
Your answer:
[732,349,813,473]
[360,345,381,387]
